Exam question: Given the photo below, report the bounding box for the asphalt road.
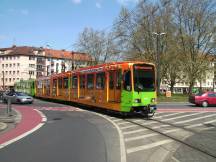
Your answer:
[0,100,121,162]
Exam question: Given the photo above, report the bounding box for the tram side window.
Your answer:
[124,70,131,91]
[109,72,114,89]
[80,75,85,89]
[72,76,78,89]
[63,77,69,89]
[58,78,62,89]
[116,70,122,89]
[96,72,105,89]
[87,74,94,89]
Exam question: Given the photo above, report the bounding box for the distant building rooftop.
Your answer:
[0,45,92,61]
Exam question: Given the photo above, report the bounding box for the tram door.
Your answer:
[52,79,57,97]
[95,72,106,103]
[109,70,122,102]
[71,75,78,99]
[63,77,69,100]
[79,75,85,98]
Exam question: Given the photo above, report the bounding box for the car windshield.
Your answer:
[195,92,205,96]
[16,92,27,96]
[133,64,155,92]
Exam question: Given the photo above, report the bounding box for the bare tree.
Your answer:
[74,27,120,65]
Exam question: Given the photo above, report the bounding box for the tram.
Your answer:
[17,62,157,116]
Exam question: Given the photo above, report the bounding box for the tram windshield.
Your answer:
[133,64,155,92]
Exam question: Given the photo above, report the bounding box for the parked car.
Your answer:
[3,91,34,104]
[189,92,216,107]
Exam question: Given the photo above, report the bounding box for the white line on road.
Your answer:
[154,112,185,119]
[175,114,216,124]
[0,109,47,150]
[121,125,139,130]
[185,119,216,128]
[127,139,173,154]
[123,129,148,135]
[162,112,205,121]
[89,112,127,162]
[125,133,158,142]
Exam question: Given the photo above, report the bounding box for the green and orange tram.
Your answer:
[35,61,157,116]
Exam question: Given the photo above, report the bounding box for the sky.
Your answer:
[0,0,139,50]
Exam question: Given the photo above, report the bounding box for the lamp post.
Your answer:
[152,32,166,95]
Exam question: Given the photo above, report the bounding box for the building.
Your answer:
[0,46,92,89]
[160,62,216,94]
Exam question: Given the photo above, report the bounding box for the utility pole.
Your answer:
[152,32,166,95]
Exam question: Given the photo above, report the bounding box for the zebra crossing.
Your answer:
[107,111,216,161]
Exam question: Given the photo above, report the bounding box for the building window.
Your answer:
[17,71,19,74]
[17,63,20,67]
[17,78,19,80]
[13,78,15,81]
[29,56,35,60]
[13,71,15,74]
[9,71,11,75]
[10,64,12,67]
[5,71,8,75]
[6,64,8,67]
[2,64,4,68]
[29,71,34,76]
[29,64,35,68]
[56,63,59,73]
[13,63,15,67]
[2,57,4,60]
[9,78,11,82]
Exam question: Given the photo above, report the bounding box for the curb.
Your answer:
[0,122,7,131]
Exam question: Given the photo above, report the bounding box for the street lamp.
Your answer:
[152,32,166,95]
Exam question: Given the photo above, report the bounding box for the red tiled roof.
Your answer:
[44,48,92,61]
[0,46,92,61]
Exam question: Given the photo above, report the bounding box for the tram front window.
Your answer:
[134,64,155,92]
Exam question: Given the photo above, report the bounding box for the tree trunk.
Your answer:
[188,81,194,95]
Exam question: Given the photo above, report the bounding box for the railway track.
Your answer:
[123,117,216,159]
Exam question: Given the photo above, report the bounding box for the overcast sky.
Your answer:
[0,0,140,50]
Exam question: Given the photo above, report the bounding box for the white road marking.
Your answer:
[121,125,139,130]
[163,128,181,134]
[118,121,130,125]
[162,112,205,121]
[172,157,180,162]
[152,125,170,129]
[185,119,216,128]
[199,127,215,131]
[123,129,147,135]
[134,121,158,125]
[0,109,47,150]
[89,112,126,162]
[154,112,185,119]
[175,114,216,124]
[125,133,158,142]
[113,119,122,122]
[126,139,173,154]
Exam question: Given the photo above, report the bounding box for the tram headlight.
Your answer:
[151,98,156,103]
[134,99,141,103]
